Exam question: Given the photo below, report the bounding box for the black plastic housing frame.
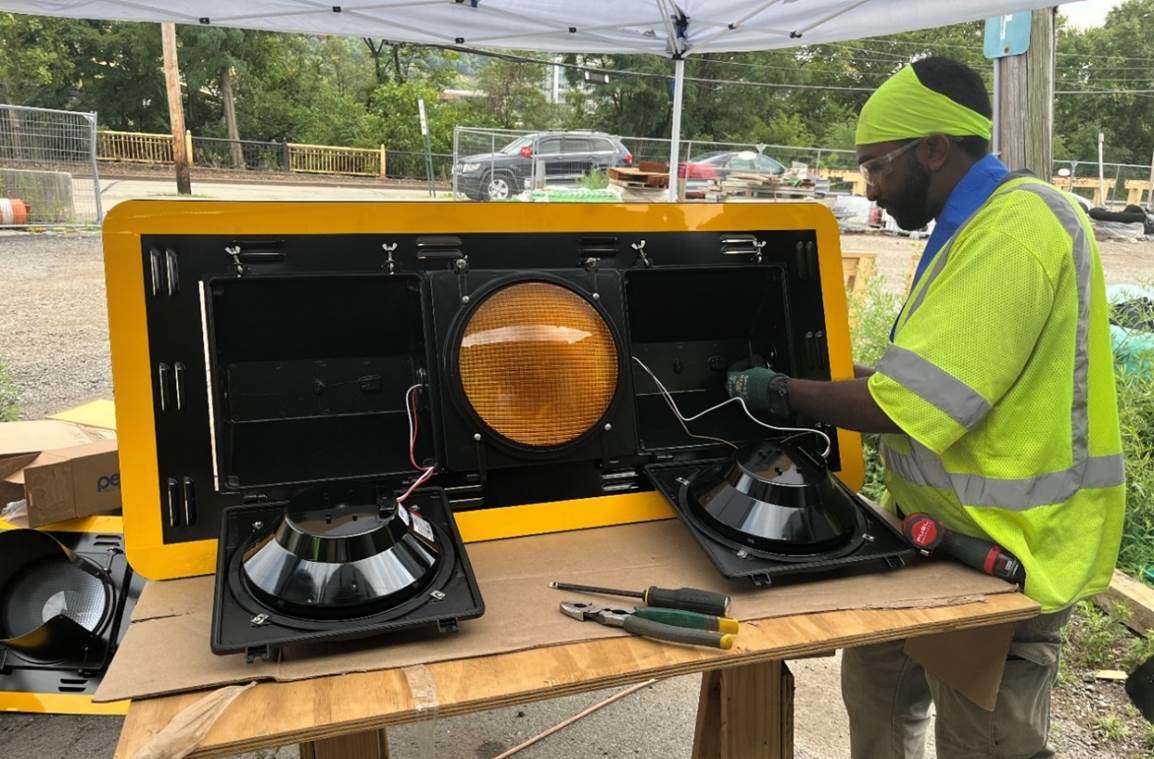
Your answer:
[0,531,144,698]
[646,461,914,586]
[138,228,838,545]
[211,486,484,660]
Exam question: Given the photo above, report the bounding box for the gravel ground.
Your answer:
[0,231,112,420]
[1,230,1153,758]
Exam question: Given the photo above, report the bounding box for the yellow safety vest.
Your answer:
[868,175,1125,613]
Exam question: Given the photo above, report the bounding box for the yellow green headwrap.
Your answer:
[855,65,993,146]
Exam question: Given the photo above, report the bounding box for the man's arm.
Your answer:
[787,377,901,434]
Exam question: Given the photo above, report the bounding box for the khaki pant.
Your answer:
[841,609,1071,759]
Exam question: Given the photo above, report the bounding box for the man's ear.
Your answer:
[919,134,952,172]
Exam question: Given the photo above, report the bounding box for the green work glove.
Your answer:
[726,360,792,416]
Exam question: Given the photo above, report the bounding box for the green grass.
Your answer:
[1096,713,1131,742]
[0,362,20,422]
[1069,600,1134,669]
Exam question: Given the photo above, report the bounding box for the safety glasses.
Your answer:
[859,138,923,187]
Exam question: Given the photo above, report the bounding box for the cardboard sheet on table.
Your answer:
[96,519,1019,703]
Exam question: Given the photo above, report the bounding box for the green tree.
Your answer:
[464,57,555,130]
[49,20,168,131]
[1055,0,1154,165]
[0,14,74,106]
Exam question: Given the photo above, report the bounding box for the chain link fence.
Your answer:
[1053,159,1153,209]
[192,136,287,172]
[626,135,859,198]
[381,149,454,183]
[97,130,454,184]
[0,104,102,226]
[452,126,861,201]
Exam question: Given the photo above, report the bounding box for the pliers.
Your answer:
[560,601,737,649]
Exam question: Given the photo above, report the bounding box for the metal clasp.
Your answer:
[225,244,243,277]
[631,239,651,268]
[382,242,399,274]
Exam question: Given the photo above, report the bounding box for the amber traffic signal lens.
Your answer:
[458,282,618,447]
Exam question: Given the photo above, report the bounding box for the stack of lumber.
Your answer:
[709,173,820,201]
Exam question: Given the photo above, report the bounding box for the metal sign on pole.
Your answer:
[985,10,1032,160]
[984,9,1054,175]
[1098,132,1106,207]
[418,98,435,198]
[87,112,104,222]
[983,12,1032,58]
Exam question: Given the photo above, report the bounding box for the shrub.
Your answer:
[846,274,902,501]
[580,168,609,190]
[1111,292,1154,579]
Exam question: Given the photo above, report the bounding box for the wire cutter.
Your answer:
[560,601,736,649]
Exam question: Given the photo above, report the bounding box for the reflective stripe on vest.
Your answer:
[876,345,990,428]
[881,179,1125,511]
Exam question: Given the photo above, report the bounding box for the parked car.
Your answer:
[678,150,787,188]
[455,131,632,200]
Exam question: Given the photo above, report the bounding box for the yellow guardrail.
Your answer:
[96,130,387,178]
[97,130,173,163]
[286,143,384,176]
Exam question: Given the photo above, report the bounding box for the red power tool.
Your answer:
[901,513,1027,585]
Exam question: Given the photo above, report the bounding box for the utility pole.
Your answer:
[161,22,191,195]
[994,8,1055,176]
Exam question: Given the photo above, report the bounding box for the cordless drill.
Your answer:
[901,513,1027,585]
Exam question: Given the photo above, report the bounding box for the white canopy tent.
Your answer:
[1,0,1057,197]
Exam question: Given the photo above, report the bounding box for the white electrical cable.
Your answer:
[631,356,832,457]
[398,383,436,504]
[632,357,737,450]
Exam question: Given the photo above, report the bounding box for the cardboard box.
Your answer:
[0,420,120,527]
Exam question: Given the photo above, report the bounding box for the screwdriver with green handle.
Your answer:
[560,601,737,649]
[549,581,731,617]
[633,606,740,634]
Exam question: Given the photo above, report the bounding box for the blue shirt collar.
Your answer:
[922,153,1009,261]
[892,154,1009,341]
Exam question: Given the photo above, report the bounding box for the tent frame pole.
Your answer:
[668,57,685,202]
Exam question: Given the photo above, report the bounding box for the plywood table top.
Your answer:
[114,592,1037,758]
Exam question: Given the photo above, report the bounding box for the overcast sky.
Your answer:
[1060,0,1125,28]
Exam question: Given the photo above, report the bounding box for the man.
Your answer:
[727,57,1124,758]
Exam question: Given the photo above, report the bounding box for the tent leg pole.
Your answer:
[668,58,685,202]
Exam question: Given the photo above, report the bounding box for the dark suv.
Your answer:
[455,131,632,200]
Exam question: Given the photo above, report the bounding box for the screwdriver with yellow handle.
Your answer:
[549,581,731,617]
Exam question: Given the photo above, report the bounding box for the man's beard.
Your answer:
[886,164,934,231]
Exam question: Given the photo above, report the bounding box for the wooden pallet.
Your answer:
[608,165,669,189]
[841,252,877,296]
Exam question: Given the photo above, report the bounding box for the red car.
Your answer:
[678,150,787,185]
